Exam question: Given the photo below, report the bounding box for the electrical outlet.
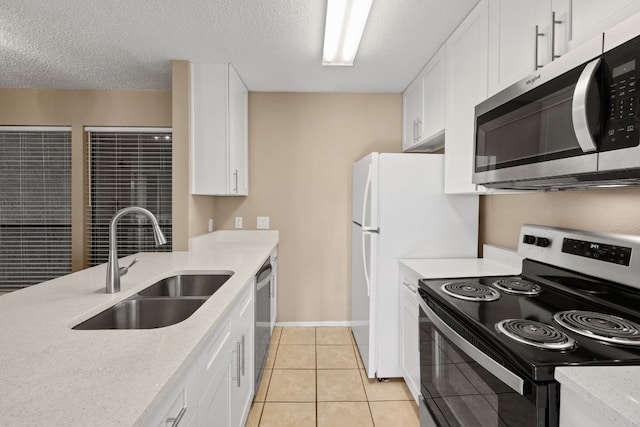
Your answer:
[257,216,270,229]
[235,216,243,229]
[208,218,214,232]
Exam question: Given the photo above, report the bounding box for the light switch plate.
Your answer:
[235,217,243,229]
[257,216,270,229]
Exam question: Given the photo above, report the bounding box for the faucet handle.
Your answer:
[119,258,139,277]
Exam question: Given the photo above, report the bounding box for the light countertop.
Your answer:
[399,244,523,279]
[0,230,278,426]
[556,366,640,426]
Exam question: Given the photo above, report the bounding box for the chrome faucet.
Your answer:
[106,207,167,293]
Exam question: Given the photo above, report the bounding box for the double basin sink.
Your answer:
[73,273,233,330]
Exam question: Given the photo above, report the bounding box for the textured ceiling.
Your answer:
[0,0,479,92]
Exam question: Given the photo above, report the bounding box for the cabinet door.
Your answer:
[228,66,248,196]
[144,362,198,427]
[402,79,421,151]
[400,270,420,404]
[444,0,489,194]
[198,350,232,427]
[191,63,229,195]
[488,0,537,95]
[231,284,254,427]
[420,45,446,144]
[571,0,640,48]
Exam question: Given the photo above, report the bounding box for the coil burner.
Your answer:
[496,319,577,351]
[441,282,500,302]
[493,278,542,296]
[554,310,640,346]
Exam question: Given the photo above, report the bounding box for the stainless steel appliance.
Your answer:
[418,224,640,426]
[254,258,273,390]
[474,15,640,190]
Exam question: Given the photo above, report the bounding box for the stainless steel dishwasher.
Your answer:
[254,257,273,390]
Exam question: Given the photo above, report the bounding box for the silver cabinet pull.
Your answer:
[534,25,545,70]
[233,169,238,193]
[166,405,187,427]
[240,335,245,376]
[412,119,418,142]
[236,341,241,387]
[416,118,422,141]
[551,11,563,61]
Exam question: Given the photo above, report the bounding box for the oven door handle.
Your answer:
[419,299,525,395]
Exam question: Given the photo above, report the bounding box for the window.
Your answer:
[86,128,172,267]
[0,126,72,289]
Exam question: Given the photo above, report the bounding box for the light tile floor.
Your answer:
[246,326,419,427]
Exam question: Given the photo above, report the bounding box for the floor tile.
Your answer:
[279,327,316,345]
[274,345,315,369]
[317,401,374,427]
[317,327,353,345]
[259,402,316,427]
[359,369,413,401]
[354,345,364,369]
[246,402,263,427]
[266,369,316,402]
[316,345,358,369]
[264,341,278,369]
[254,369,272,402]
[369,401,420,427]
[317,369,367,401]
[272,326,283,345]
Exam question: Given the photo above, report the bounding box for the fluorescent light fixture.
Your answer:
[322,0,373,66]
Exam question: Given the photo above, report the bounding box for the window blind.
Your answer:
[86,128,172,267]
[0,127,72,289]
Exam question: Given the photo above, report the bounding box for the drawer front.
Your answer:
[143,362,198,427]
[198,317,232,396]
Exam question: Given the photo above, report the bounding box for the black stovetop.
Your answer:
[418,259,640,382]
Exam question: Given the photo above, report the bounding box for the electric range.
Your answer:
[417,224,640,427]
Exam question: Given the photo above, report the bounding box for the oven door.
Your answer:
[473,36,603,188]
[418,299,558,427]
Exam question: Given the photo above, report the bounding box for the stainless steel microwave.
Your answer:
[474,18,640,190]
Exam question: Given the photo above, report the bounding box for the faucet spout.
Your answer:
[106,207,167,293]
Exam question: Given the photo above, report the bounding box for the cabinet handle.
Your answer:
[416,119,422,141]
[551,11,563,61]
[233,169,238,194]
[534,25,544,70]
[240,335,245,376]
[166,405,187,427]
[236,341,242,387]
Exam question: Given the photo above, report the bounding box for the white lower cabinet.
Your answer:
[143,362,198,427]
[145,277,255,427]
[399,264,420,404]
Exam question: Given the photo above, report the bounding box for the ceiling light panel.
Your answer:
[322,0,373,66]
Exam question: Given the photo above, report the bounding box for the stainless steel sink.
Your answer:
[137,273,232,297]
[73,273,233,330]
[73,297,206,330]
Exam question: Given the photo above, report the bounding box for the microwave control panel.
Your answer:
[602,35,640,151]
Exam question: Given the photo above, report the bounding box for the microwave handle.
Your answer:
[572,57,601,153]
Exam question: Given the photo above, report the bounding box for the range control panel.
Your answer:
[517,224,640,288]
[561,238,632,266]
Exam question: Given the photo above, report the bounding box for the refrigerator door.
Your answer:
[351,222,378,376]
[352,153,379,229]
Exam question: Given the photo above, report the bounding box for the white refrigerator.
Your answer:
[351,153,479,379]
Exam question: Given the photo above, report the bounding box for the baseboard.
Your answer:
[275,320,352,328]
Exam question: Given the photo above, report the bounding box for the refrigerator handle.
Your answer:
[362,165,377,232]
[362,231,371,297]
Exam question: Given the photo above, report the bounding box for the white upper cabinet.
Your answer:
[487,0,571,95]
[570,0,640,48]
[191,63,248,196]
[444,0,489,194]
[402,46,446,152]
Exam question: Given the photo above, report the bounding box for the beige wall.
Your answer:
[0,88,171,270]
[480,188,640,250]
[214,92,402,322]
